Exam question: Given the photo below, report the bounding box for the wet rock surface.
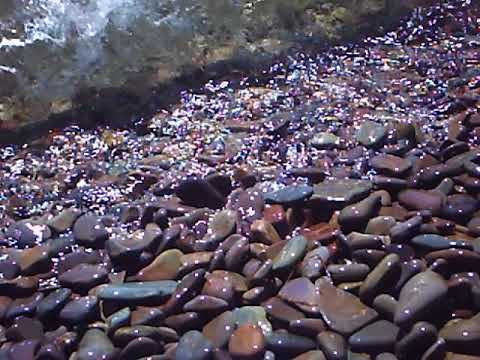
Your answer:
[0,1,480,359]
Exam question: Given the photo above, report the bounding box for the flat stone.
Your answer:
[311,179,372,209]
[369,154,412,178]
[264,297,305,323]
[316,278,378,335]
[232,306,273,336]
[264,184,314,206]
[294,351,327,360]
[394,271,448,328]
[357,121,387,148]
[203,311,236,348]
[349,320,399,353]
[411,234,472,251]
[279,277,319,310]
[311,132,341,150]
[183,295,229,313]
[359,254,401,303]
[442,194,478,224]
[266,331,316,358]
[317,331,347,360]
[47,208,81,233]
[59,263,108,293]
[119,337,159,359]
[137,249,183,281]
[97,281,177,304]
[75,329,117,360]
[175,330,214,360]
[289,318,327,338]
[338,195,382,233]
[229,323,266,359]
[398,190,444,216]
[328,264,371,284]
[272,235,307,272]
[36,288,72,319]
[176,178,226,210]
[73,214,109,247]
[5,316,44,342]
[365,216,397,235]
[439,314,480,355]
[395,321,437,359]
[59,296,99,326]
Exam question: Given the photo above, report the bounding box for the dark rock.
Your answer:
[266,331,316,357]
[176,178,226,209]
[264,184,314,206]
[394,271,448,328]
[175,330,214,360]
[349,320,399,354]
[338,195,382,233]
[73,214,109,247]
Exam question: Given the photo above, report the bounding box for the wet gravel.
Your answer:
[0,0,480,359]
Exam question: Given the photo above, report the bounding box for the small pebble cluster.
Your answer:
[1,1,480,359]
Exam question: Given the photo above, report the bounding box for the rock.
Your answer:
[317,331,348,360]
[279,277,318,310]
[372,294,397,322]
[264,297,305,324]
[176,178,226,209]
[394,271,448,328]
[5,292,44,320]
[229,323,266,359]
[411,234,471,251]
[311,132,341,150]
[113,326,165,346]
[272,235,307,272]
[266,331,316,357]
[136,249,183,281]
[18,245,52,275]
[59,296,99,325]
[203,311,236,348]
[348,320,399,353]
[357,121,387,148]
[359,254,401,303]
[442,194,478,223]
[233,306,273,336]
[251,219,282,245]
[316,278,378,335]
[59,263,108,293]
[75,329,117,360]
[289,318,327,338]
[73,214,109,247]
[5,316,44,342]
[311,179,373,209]
[365,216,397,235]
[105,231,153,263]
[97,281,177,305]
[369,154,412,178]
[395,321,437,360]
[389,215,422,243]
[338,195,382,233]
[439,313,480,355]
[294,351,328,360]
[6,221,51,248]
[36,288,72,319]
[175,330,214,360]
[183,295,229,313]
[398,190,444,216]
[119,337,159,359]
[264,184,314,206]
[47,208,81,233]
[327,264,371,284]
[106,308,131,336]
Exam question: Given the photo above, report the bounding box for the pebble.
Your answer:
[348,320,399,354]
[97,281,177,304]
[394,271,448,328]
[272,235,307,272]
[317,331,348,360]
[316,278,378,335]
[175,330,214,360]
[357,121,387,148]
[228,323,266,359]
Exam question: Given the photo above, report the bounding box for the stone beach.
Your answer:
[0,0,480,359]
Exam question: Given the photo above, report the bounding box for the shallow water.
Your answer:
[0,0,415,128]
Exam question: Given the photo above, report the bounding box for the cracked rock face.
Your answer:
[0,0,417,131]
